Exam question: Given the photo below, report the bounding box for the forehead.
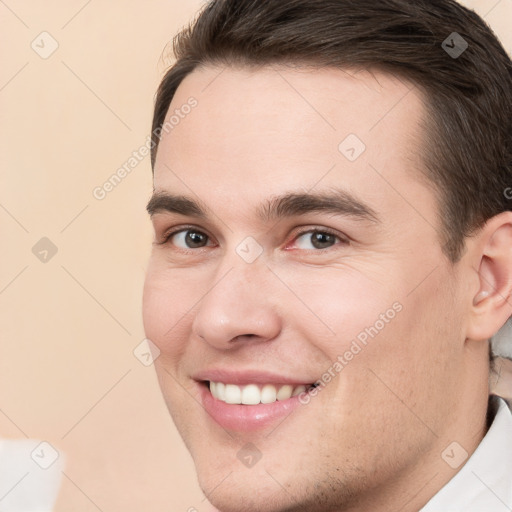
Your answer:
[153,65,431,222]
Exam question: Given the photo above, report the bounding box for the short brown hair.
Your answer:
[151,0,512,262]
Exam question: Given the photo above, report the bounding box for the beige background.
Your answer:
[0,1,510,510]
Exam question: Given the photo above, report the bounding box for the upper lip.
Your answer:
[192,368,316,386]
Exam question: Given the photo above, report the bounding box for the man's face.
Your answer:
[143,66,470,511]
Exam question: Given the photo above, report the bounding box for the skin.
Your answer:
[142,65,512,512]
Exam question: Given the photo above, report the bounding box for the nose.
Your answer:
[191,259,282,349]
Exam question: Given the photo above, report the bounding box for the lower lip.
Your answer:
[198,383,309,432]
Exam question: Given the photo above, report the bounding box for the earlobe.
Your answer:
[467,212,512,341]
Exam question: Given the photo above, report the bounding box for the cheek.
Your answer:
[277,263,402,351]
[142,263,197,353]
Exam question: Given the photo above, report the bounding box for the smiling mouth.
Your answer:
[203,380,318,405]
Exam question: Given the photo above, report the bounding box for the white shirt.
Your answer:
[420,397,512,512]
[0,439,64,512]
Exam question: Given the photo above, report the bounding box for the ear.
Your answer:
[467,211,512,341]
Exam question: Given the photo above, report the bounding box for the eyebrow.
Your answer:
[259,189,379,223]
[146,189,379,224]
[147,192,206,217]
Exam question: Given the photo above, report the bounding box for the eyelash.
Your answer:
[157,225,348,252]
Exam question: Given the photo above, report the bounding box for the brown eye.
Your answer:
[295,230,340,250]
[311,232,337,249]
[170,229,210,248]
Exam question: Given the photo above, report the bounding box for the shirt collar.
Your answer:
[420,397,512,511]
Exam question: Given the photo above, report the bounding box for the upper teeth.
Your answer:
[209,381,308,405]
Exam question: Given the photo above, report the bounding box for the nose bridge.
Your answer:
[192,251,281,347]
